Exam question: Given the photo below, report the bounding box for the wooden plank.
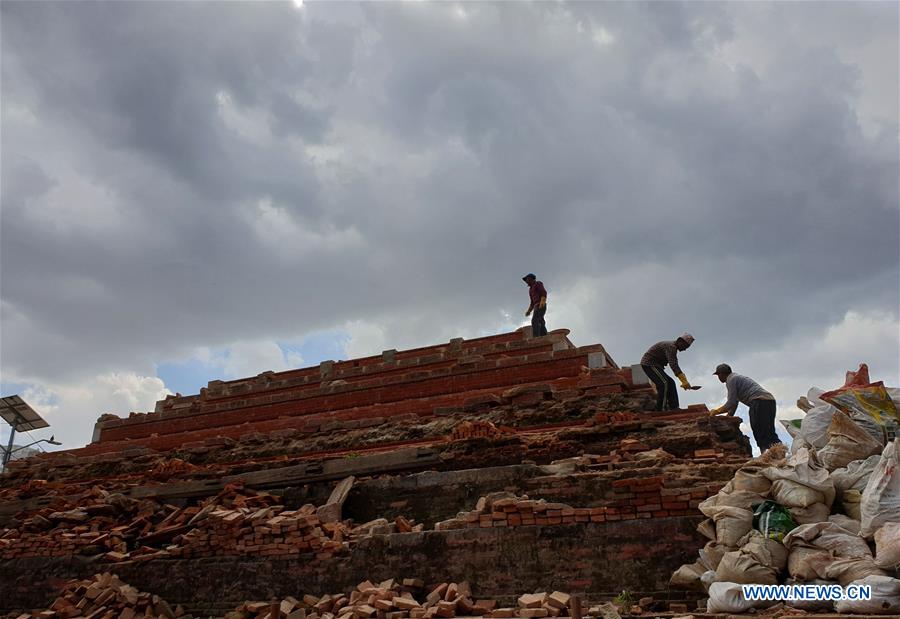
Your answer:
[128,478,223,500]
[316,475,356,523]
[221,462,316,487]
[125,448,439,501]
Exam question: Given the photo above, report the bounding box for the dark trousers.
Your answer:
[749,399,782,452]
[642,364,679,411]
[531,306,547,337]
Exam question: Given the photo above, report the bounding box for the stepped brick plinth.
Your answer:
[0,329,753,614]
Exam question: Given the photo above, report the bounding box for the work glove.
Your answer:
[677,373,692,390]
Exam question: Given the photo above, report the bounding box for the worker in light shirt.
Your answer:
[709,363,782,452]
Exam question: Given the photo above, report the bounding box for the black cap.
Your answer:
[713,363,732,375]
[522,273,536,281]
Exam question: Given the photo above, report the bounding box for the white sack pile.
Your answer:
[671,368,900,614]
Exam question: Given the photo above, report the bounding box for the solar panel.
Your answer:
[0,395,49,432]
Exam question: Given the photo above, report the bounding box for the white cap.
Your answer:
[679,332,695,345]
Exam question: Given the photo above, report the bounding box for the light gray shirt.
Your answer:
[724,373,775,411]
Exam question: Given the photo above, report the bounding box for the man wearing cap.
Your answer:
[523,274,548,337]
[640,334,698,411]
[709,364,781,452]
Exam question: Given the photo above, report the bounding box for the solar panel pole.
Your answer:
[1,422,15,467]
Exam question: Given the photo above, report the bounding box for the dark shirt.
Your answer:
[529,281,547,308]
[640,340,682,375]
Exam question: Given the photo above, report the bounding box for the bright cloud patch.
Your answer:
[4,373,170,451]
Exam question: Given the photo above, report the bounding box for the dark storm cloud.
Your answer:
[1,1,897,392]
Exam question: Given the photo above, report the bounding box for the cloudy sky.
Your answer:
[2,1,898,452]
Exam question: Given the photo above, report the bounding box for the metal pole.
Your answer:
[2,424,15,467]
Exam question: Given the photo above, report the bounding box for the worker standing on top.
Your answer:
[709,364,782,452]
[640,333,699,411]
[523,273,548,337]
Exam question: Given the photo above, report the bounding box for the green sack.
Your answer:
[752,500,797,542]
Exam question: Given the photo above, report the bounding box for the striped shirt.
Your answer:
[724,373,775,410]
[640,340,682,376]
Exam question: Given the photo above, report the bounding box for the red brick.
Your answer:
[661,502,688,510]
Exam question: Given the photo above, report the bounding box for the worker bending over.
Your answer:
[709,364,782,452]
[640,333,698,411]
[523,273,548,337]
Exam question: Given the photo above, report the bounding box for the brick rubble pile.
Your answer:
[0,483,421,563]
[173,506,422,560]
[12,573,186,619]
[226,579,588,619]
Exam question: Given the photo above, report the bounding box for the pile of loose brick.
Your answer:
[435,494,592,530]
[172,506,423,560]
[590,412,636,425]
[14,572,187,619]
[0,481,424,563]
[0,483,280,560]
[0,487,183,560]
[230,579,585,619]
[17,570,708,619]
[449,421,507,441]
[576,440,728,472]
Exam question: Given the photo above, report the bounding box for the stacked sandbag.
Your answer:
[715,530,787,585]
[817,411,883,471]
[820,366,897,443]
[842,489,864,520]
[729,463,773,495]
[831,452,881,520]
[828,513,861,535]
[698,541,729,572]
[782,521,887,585]
[672,390,900,601]
[832,454,880,504]
[671,452,781,591]
[695,477,766,548]
[834,575,900,614]
[859,440,900,538]
[873,521,900,569]
[763,447,835,525]
[792,388,836,452]
[669,561,707,592]
[706,582,775,614]
[711,507,753,547]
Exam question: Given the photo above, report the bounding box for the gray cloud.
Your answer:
[2,1,897,404]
